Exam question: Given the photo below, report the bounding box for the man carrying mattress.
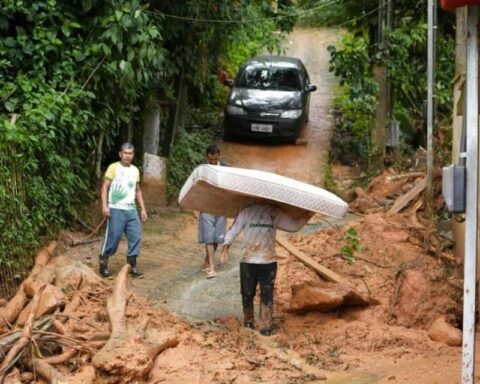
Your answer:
[220,198,310,336]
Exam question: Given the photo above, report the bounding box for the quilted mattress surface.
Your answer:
[178,165,348,230]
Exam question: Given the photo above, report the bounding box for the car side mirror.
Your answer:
[223,79,234,87]
[305,84,317,92]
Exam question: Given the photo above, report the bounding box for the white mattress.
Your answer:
[178,165,348,231]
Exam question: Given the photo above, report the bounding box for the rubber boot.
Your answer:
[243,306,255,329]
[127,256,143,277]
[259,302,273,336]
[99,255,111,278]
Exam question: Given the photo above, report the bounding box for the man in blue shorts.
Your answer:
[198,144,227,279]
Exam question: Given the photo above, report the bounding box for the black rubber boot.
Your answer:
[244,320,254,330]
[127,256,143,277]
[99,256,111,278]
[260,328,272,337]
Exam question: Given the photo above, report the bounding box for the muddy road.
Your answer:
[221,28,339,186]
[68,28,339,322]
[62,28,469,384]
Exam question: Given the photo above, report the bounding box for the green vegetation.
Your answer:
[0,1,294,267]
[340,227,364,264]
[299,0,455,169]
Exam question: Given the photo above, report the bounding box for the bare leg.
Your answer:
[206,243,216,272]
[202,247,209,270]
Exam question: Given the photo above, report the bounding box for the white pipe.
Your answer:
[462,5,479,384]
[427,0,435,201]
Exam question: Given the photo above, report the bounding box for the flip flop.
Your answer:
[206,270,217,279]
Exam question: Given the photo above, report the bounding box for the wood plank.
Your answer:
[388,178,426,215]
[386,172,424,181]
[276,236,346,284]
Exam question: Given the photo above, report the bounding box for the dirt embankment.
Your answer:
[0,167,469,384]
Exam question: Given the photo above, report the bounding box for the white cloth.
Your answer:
[224,204,307,264]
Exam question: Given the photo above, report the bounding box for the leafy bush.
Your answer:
[328,32,378,167]
[166,108,221,201]
[0,0,164,265]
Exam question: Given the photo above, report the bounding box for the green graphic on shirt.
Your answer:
[127,181,135,189]
[110,184,128,204]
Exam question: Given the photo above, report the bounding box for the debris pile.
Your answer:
[0,242,177,384]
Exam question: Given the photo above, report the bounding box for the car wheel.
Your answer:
[223,129,235,142]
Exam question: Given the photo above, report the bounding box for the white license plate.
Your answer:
[251,124,273,133]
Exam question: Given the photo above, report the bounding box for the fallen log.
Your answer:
[0,242,57,330]
[0,286,45,382]
[92,265,178,383]
[276,236,347,285]
[0,287,26,330]
[16,284,66,327]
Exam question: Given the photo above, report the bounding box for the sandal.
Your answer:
[206,270,217,279]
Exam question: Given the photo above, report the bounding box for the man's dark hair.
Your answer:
[206,144,220,156]
[120,142,135,151]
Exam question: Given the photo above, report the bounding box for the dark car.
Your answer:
[223,55,316,143]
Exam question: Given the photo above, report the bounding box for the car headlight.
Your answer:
[226,105,246,115]
[280,110,302,119]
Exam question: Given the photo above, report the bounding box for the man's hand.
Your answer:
[141,209,148,222]
[102,206,110,217]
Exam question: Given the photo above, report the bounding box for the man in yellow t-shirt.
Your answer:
[99,143,147,278]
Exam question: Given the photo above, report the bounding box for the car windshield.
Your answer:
[237,65,301,91]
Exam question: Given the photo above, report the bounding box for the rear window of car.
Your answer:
[237,65,301,91]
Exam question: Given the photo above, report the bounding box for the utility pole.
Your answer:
[462,6,479,384]
[426,0,437,203]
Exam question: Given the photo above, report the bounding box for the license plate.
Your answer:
[251,124,273,133]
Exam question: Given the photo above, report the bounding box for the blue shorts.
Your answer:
[198,212,226,244]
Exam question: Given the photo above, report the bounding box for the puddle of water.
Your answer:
[174,264,242,320]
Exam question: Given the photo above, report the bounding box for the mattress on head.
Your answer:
[178,165,348,231]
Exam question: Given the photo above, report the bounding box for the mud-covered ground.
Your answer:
[55,29,476,383]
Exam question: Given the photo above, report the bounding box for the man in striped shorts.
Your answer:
[220,198,310,336]
[99,143,147,278]
[198,144,227,279]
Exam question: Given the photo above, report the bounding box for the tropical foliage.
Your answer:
[0,0,293,266]
[299,0,455,167]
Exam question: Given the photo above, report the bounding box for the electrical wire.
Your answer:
[144,0,391,31]
[145,0,344,24]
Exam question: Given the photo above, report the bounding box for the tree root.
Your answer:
[92,265,178,383]
[0,285,46,382]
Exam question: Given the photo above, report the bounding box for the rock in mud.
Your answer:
[289,281,369,313]
[55,256,102,291]
[428,316,462,346]
[393,270,428,328]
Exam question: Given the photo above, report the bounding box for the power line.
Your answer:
[332,0,392,28]
[145,0,344,24]
[144,1,390,31]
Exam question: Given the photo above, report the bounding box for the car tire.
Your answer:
[223,129,235,142]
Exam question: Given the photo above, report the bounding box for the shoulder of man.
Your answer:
[104,162,120,181]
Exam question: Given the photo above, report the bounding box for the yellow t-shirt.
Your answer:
[104,162,140,210]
